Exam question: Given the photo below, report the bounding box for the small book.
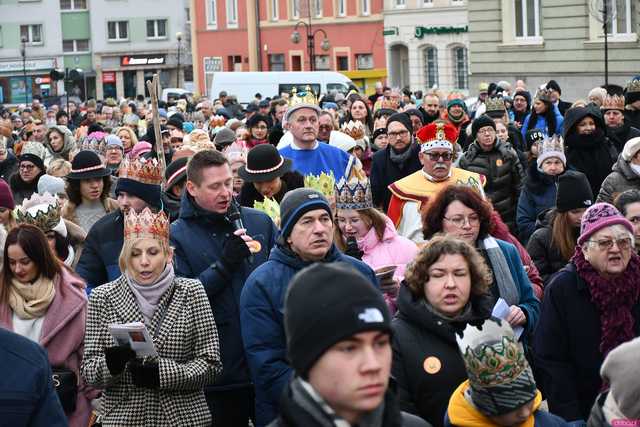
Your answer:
[491,298,524,340]
[108,322,158,357]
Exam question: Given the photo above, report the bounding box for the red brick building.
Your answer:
[190,0,387,96]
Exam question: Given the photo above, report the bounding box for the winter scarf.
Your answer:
[422,299,475,323]
[126,263,175,326]
[478,236,520,306]
[389,142,415,166]
[246,138,269,149]
[8,275,56,319]
[572,248,640,357]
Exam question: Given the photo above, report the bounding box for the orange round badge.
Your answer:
[423,356,442,374]
[496,159,503,167]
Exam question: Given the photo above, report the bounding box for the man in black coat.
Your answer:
[547,80,572,117]
[370,113,421,212]
[602,94,640,154]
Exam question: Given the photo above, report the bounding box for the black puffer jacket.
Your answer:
[606,123,640,154]
[526,209,573,284]
[391,285,493,427]
[564,107,617,197]
[597,154,640,204]
[458,139,524,233]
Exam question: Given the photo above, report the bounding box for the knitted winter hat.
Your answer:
[285,262,391,376]
[0,179,15,210]
[37,175,66,196]
[600,336,640,419]
[525,129,545,151]
[20,141,47,172]
[621,137,640,161]
[471,115,496,141]
[556,170,593,213]
[536,134,566,168]
[578,203,634,246]
[386,112,413,133]
[279,188,331,240]
[105,134,124,150]
[164,157,188,191]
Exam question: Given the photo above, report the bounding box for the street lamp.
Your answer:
[20,36,28,105]
[176,32,183,88]
[291,22,330,71]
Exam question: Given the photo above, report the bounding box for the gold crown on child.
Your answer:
[118,157,163,185]
[124,207,169,242]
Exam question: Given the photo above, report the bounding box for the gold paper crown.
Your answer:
[339,120,366,141]
[374,98,400,111]
[118,157,163,185]
[485,97,506,113]
[535,88,553,103]
[15,192,61,233]
[288,86,318,108]
[253,197,280,226]
[124,207,169,242]
[627,79,640,94]
[538,134,564,155]
[210,115,227,128]
[304,171,335,197]
[335,177,373,211]
[601,94,625,110]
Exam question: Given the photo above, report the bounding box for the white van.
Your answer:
[161,88,193,103]
[209,71,357,104]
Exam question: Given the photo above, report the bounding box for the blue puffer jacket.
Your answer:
[521,104,564,138]
[240,243,379,427]
[171,193,278,390]
[516,163,558,242]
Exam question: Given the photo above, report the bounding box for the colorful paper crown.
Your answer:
[456,318,537,416]
[627,78,640,94]
[21,141,47,160]
[288,86,318,108]
[253,197,280,226]
[335,177,373,210]
[304,171,335,198]
[124,207,169,242]
[601,94,625,110]
[485,97,506,113]
[118,157,163,185]
[374,98,399,111]
[15,192,65,236]
[80,133,107,155]
[535,88,553,103]
[210,115,227,128]
[416,121,458,153]
[339,120,366,141]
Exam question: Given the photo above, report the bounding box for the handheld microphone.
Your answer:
[226,198,244,231]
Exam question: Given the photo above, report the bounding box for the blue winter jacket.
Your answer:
[517,163,558,242]
[521,104,564,138]
[171,193,278,390]
[0,328,67,426]
[240,243,379,427]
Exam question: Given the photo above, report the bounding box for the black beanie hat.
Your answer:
[513,90,532,107]
[386,112,412,133]
[115,178,162,209]
[284,263,391,376]
[279,188,332,240]
[525,128,545,151]
[547,80,562,95]
[405,109,425,126]
[471,115,496,140]
[556,170,594,213]
[165,157,188,191]
[166,115,184,130]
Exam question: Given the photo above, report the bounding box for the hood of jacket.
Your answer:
[524,161,558,194]
[534,208,555,231]
[563,105,605,139]
[612,154,640,181]
[44,125,75,157]
[358,216,399,254]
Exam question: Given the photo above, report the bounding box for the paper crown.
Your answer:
[601,94,625,110]
[304,171,335,197]
[224,142,248,164]
[335,176,373,210]
[124,207,169,242]
[80,131,108,155]
[538,134,564,154]
[209,115,227,128]
[485,97,506,113]
[535,87,553,103]
[373,98,400,111]
[627,78,640,94]
[288,86,318,108]
[118,157,163,185]
[21,141,47,160]
[416,121,458,152]
[456,318,537,416]
[339,120,366,141]
[253,197,280,226]
[15,192,66,236]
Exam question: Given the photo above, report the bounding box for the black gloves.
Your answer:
[129,359,160,389]
[344,236,364,260]
[104,345,135,376]
[220,233,251,271]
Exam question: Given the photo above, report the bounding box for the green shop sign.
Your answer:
[414,26,468,39]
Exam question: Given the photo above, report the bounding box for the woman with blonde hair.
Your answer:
[115,126,138,156]
[81,208,221,426]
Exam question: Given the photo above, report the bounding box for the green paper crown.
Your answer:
[253,197,280,226]
[304,171,336,198]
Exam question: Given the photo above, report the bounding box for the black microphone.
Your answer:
[226,198,244,231]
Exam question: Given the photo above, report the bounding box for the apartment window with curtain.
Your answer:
[268,54,285,71]
[60,0,87,10]
[423,46,438,89]
[226,0,238,26]
[146,19,167,39]
[62,39,89,52]
[514,0,540,38]
[452,46,468,89]
[208,0,217,27]
[107,21,128,41]
[20,24,43,45]
[607,0,635,35]
[271,0,279,20]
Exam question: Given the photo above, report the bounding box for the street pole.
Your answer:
[65,68,70,117]
[20,37,28,105]
[176,32,183,88]
[307,1,314,71]
[603,0,609,87]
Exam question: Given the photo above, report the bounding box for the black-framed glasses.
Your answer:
[19,164,35,171]
[425,152,453,162]
[388,130,409,138]
[587,237,632,251]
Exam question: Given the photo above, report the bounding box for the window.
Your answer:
[271,0,279,20]
[607,0,635,36]
[62,39,89,52]
[337,0,346,16]
[107,21,128,41]
[60,0,87,10]
[313,0,322,17]
[337,55,349,71]
[226,0,238,26]
[208,0,217,27]
[423,46,438,88]
[292,0,300,19]
[356,54,373,70]
[361,0,370,15]
[395,0,406,8]
[423,0,433,6]
[514,0,540,39]
[146,19,167,39]
[186,7,191,24]
[268,54,285,71]
[315,55,330,70]
[452,46,468,89]
[20,24,43,45]
[451,0,464,5]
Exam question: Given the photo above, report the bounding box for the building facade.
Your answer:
[383,0,469,94]
[192,0,387,97]
[468,0,640,100]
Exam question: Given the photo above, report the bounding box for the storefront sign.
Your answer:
[34,76,51,84]
[102,71,116,83]
[0,58,56,73]
[120,55,165,66]
[414,26,468,39]
[383,27,398,36]
[203,57,223,73]
[10,77,32,103]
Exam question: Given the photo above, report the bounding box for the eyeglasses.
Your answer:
[444,214,480,228]
[388,130,409,139]
[19,164,36,171]
[477,128,496,135]
[425,152,453,162]
[587,237,632,251]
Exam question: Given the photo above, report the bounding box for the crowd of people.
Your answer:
[1,75,640,427]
